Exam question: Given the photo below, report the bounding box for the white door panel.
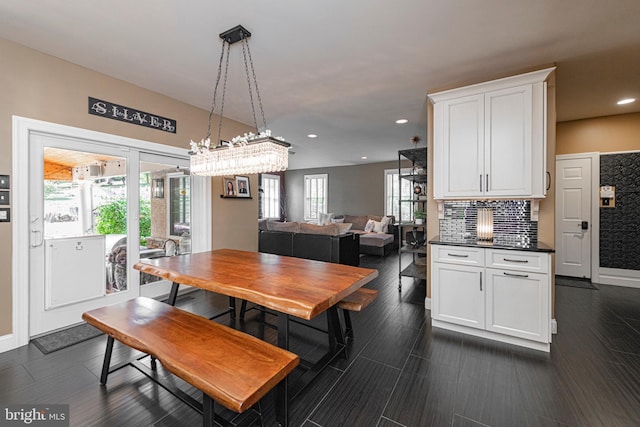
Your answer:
[556,157,592,278]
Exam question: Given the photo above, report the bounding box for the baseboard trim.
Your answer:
[597,268,640,289]
[432,319,550,352]
[551,319,558,335]
[0,333,18,354]
[424,297,431,310]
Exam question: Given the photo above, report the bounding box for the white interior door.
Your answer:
[555,157,592,278]
[29,133,138,336]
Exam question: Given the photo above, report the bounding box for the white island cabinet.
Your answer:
[431,244,552,352]
[429,67,555,200]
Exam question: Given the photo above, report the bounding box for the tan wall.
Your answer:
[557,112,640,154]
[211,175,259,251]
[0,38,255,336]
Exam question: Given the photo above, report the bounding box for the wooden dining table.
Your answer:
[133,248,378,426]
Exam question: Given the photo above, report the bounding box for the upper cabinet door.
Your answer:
[429,67,553,200]
[434,94,484,198]
[484,84,532,197]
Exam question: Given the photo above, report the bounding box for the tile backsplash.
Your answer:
[439,200,537,247]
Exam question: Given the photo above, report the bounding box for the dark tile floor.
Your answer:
[1,253,640,426]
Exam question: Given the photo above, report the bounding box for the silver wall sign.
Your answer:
[88,97,177,133]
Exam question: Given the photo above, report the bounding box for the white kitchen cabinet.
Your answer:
[436,94,484,198]
[430,244,552,351]
[430,67,554,200]
[485,268,550,343]
[432,262,484,329]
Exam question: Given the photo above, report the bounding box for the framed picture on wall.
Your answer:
[235,176,250,198]
[223,177,236,197]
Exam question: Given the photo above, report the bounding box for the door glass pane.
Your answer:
[139,163,191,286]
[43,147,128,294]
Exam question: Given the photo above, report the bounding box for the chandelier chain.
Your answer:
[206,38,227,140]
[244,35,267,130]
[216,40,231,146]
[241,36,260,132]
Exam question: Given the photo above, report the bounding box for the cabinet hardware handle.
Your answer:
[503,258,528,263]
[480,174,483,192]
[546,171,551,191]
[486,174,489,191]
[448,253,469,257]
[503,272,529,278]
[480,271,483,291]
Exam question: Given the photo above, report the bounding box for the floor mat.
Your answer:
[555,275,599,290]
[31,323,103,354]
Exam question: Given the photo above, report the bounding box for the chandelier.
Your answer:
[189,25,290,176]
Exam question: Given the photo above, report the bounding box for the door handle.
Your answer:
[480,174,483,192]
[486,174,489,192]
[480,271,482,291]
[581,221,589,230]
[503,258,528,263]
[31,228,44,247]
[503,272,529,278]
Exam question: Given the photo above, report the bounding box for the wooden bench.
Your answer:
[239,288,379,342]
[82,297,299,426]
[336,288,379,339]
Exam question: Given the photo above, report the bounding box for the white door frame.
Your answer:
[555,153,600,283]
[8,116,211,352]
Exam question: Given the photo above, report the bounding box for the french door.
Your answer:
[29,133,138,335]
[26,131,199,337]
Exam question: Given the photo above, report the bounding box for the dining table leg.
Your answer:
[167,282,180,306]
[276,313,290,427]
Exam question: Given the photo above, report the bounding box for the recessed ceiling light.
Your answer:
[395,119,408,124]
[617,98,636,105]
[307,134,318,138]
[361,156,368,160]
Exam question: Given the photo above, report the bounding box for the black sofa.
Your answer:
[258,230,360,266]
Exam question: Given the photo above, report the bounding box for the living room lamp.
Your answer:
[189,25,290,176]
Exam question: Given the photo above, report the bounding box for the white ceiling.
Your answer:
[1,1,639,170]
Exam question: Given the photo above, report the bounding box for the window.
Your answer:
[304,174,328,221]
[261,174,281,219]
[385,168,413,222]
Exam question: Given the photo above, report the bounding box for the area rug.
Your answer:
[31,323,103,354]
[555,275,599,290]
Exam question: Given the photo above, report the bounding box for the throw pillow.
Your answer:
[331,217,345,223]
[318,212,335,225]
[380,216,392,233]
[364,219,375,232]
[372,220,384,233]
[337,222,353,234]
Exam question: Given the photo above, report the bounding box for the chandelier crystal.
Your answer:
[189,25,290,176]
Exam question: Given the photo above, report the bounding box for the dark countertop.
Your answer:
[429,238,554,253]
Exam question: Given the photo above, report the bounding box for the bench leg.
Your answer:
[100,336,115,385]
